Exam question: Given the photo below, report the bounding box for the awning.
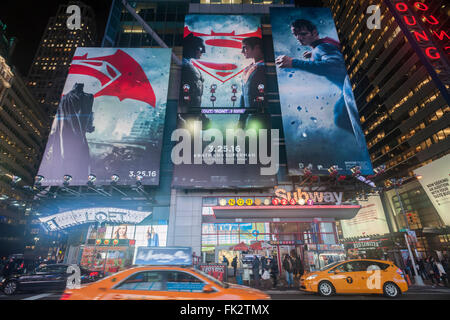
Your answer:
[211,205,361,220]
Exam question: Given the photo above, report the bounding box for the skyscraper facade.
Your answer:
[27,1,97,120]
[0,20,50,256]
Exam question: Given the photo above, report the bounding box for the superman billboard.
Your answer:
[179,14,267,121]
[37,48,171,186]
[271,8,373,176]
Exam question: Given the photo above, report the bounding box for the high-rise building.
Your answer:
[0,20,50,256]
[27,1,97,120]
[325,0,449,255]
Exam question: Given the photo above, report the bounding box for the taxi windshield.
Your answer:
[319,261,342,271]
[194,269,229,288]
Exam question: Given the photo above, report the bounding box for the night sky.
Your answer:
[1,0,112,77]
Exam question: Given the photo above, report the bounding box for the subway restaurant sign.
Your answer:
[219,186,344,207]
[39,208,152,231]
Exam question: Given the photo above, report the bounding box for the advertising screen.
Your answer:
[339,195,390,238]
[270,7,373,176]
[171,113,277,188]
[180,14,267,117]
[414,154,450,226]
[37,48,172,186]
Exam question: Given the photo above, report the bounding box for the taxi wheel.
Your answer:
[318,281,335,297]
[383,282,400,298]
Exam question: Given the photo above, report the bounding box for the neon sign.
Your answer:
[384,0,450,103]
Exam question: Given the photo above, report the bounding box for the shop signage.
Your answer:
[274,187,344,205]
[384,0,450,103]
[307,244,344,251]
[353,241,380,249]
[135,247,192,266]
[39,208,152,231]
[88,239,133,246]
[269,240,303,245]
[199,264,227,282]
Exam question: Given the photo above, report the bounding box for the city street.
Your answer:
[1,286,449,300]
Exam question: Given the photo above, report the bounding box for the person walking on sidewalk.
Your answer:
[269,256,279,289]
[417,259,428,281]
[283,254,294,288]
[435,259,448,287]
[252,255,261,288]
[231,256,238,277]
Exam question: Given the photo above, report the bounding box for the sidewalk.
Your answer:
[226,277,450,294]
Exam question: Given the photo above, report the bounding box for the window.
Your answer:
[115,271,164,291]
[359,261,389,271]
[166,271,205,293]
[332,261,364,273]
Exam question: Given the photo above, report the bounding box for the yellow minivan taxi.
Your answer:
[300,259,408,298]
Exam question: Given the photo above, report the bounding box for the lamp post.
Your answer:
[390,178,425,286]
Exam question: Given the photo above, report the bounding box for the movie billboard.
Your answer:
[173,15,277,188]
[37,48,172,186]
[270,7,373,176]
[180,14,267,117]
[414,154,450,226]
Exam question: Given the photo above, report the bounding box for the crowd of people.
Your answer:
[410,256,449,288]
[223,252,304,289]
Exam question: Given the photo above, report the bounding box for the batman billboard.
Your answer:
[271,8,373,176]
[37,48,172,186]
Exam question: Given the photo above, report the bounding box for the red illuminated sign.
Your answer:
[385,0,450,103]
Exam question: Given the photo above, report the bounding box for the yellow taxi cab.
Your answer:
[61,266,270,300]
[300,259,408,298]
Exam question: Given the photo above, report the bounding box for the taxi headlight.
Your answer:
[306,274,318,281]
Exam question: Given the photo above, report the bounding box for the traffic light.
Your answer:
[407,213,414,225]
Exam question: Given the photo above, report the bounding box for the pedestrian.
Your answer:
[294,255,304,279]
[231,256,238,277]
[222,255,229,267]
[430,257,442,287]
[435,259,448,287]
[424,257,436,286]
[252,255,261,288]
[417,259,428,281]
[261,256,268,272]
[283,254,294,288]
[270,256,279,289]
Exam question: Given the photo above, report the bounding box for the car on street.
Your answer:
[0,264,103,295]
[300,259,408,298]
[61,265,271,300]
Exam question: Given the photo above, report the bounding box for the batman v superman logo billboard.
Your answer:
[37,48,171,186]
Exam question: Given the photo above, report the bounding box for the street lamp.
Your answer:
[390,177,425,286]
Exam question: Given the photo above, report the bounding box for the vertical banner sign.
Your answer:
[37,48,172,186]
[414,154,450,226]
[172,15,278,188]
[270,7,373,176]
[384,0,450,104]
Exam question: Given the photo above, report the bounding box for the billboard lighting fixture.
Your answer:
[0,194,8,201]
[63,175,72,186]
[328,165,338,176]
[111,175,120,183]
[88,174,97,183]
[35,175,44,186]
[10,175,22,184]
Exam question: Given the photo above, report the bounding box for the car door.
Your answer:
[103,271,171,300]
[328,261,363,293]
[19,265,53,291]
[164,270,221,300]
[358,261,388,294]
